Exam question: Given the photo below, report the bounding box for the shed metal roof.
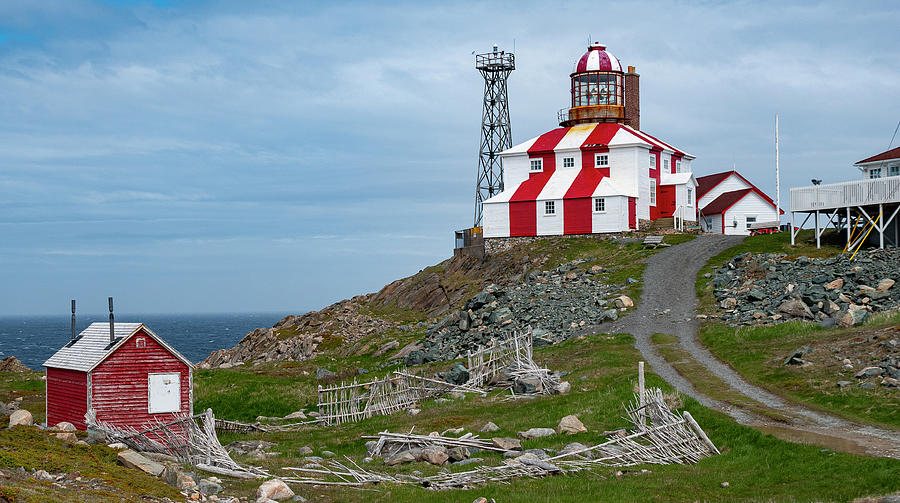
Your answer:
[43,322,192,372]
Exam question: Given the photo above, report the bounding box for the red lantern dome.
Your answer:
[574,43,623,73]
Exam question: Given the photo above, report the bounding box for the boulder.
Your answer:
[198,478,223,495]
[117,450,165,477]
[778,299,812,319]
[514,376,543,394]
[283,410,306,420]
[445,363,470,385]
[448,446,470,462]
[557,415,587,435]
[385,449,419,466]
[405,350,426,367]
[613,296,634,309]
[53,422,76,432]
[877,278,895,291]
[7,409,33,428]
[553,381,571,395]
[855,367,883,379]
[491,437,521,451]
[315,368,336,380]
[257,478,295,501]
[559,442,590,458]
[719,298,737,310]
[840,308,868,327]
[479,422,500,433]
[518,427,556,439]
[419,446,449,466]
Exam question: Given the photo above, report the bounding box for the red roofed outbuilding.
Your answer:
[696,171,782,235]
[43,322,193,431]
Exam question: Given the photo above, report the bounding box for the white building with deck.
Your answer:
[790,147,900,248]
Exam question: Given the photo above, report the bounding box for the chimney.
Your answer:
[624,65,640,131]
[108,297,115,344]
[71,299,76,342]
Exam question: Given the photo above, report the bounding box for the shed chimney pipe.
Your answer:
[71,299,76,342]
[108,297,115,344]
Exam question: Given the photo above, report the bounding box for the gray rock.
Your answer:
[518,427,556,439]
[315,367,336,380]
[405,350,426,366]
[199,478,223,495]
[445,363,470,385]
[836,381,852,388]
[297,446,313,455]
[447,446,470,462]
[7,409,32,428]
[419,446,449,465]
[479,422,500,433]
[860,382,876,389]
[514,376,543,394]
[492,437,521,451]
[117,450,164,477]
[385,448,420,465]
[454,457,484,466]
[855,367,883,378]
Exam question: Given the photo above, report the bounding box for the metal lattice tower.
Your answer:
[473,45,515,227]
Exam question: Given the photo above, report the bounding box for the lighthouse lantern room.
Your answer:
[482,43,695,238]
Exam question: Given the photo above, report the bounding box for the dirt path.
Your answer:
[607,234,900,459]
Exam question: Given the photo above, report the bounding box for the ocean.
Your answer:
[0,312,287,370]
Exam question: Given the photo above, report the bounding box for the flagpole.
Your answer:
[775,114,780,228]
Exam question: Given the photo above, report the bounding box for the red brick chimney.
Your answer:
[624,65,640,131]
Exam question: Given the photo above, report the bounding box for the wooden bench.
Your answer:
[642,235,664,248]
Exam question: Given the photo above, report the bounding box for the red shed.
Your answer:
[43,322,193,431]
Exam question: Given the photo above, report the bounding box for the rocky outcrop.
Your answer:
[0,356,30,373]
[712,249,899,326]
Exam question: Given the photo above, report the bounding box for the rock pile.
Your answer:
[0,356,30,373]
[712,249,899,326]
[415,262,628,363]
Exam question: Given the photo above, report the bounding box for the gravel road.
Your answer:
[607,234,900,459]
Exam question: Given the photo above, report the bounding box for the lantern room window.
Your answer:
[571,72,623,107]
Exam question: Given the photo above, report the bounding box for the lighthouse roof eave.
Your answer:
[500,136,539,156]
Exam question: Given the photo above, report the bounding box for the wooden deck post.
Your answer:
[790,211,796,245]
[815,210,820,248]
[879,203,884,249]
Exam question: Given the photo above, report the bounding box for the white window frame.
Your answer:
[870,167,882,179]
[675,160,682,173]
[562,156,575,168]
[649,179,657,206]
[593,197,606,213]
[530,159,543,172]
[544,200,556,216]
[596,154,609,167]
[687,188,693,206]
[889,165,899,177]
[649,154,656,173]
[746,216,757,229]
[148,372,181,414]
[663,158,670,172]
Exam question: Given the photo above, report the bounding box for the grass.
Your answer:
[0,427,180,502]
[0,371,45,425]
[193,333,900,502]
[699,312,900,430]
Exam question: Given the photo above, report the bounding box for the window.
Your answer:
[530,159,543,172]
[663,159,670,172]
[563,156,575,168]
[135,337,146,348]
[746,216,757,229]
[594,197,606,212]
[596,154,609,167]
[572,72,624,107]
[870,168,882,179]
[675,160,682,173]
[649,154,656,172]
[148,372,181,413]
[649,179,657,206]
[687,188,693,206]
[889,165,899,177]
[544,200,556,215]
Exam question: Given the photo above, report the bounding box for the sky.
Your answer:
[1,1,898,316]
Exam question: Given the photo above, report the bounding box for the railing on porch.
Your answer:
[790,177,900,212]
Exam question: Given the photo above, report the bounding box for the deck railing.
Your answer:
[790,177,900,212]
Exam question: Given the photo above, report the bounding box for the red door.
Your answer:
[658,186,676,217]
[628,197,637,229]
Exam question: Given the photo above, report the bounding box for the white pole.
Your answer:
[775,114,780,228]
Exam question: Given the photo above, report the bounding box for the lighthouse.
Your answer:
[482,43,697,238]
